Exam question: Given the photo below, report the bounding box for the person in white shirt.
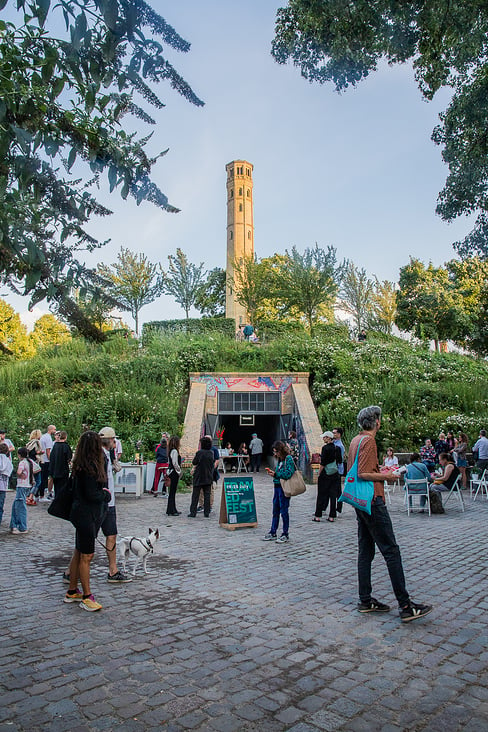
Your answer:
[472,430,488,472]
[98,427,131,583]
[0,443,13,526]
[39,425,56,501]
[249,433,264,472]
[0,429,14,458]
[382,448,399,469]
[10,447,33,534]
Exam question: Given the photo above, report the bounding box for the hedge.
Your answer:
[142,317,235,345]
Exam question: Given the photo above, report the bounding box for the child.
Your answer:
[0,443,13,525]
[10,447,33,534]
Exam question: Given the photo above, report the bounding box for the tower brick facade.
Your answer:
[225,160,254,326]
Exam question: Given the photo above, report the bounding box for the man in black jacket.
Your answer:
[188,436,215,518]
[48,431,72,497]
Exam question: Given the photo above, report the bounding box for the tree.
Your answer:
[231,255,268,326]
[371,279,397,335]
[395,258,469,350]
[273,245,342,333]
[161,248,205,318]
[194,268,226,317]
[447,257,488,355]
[272,2,488,254]
[338,262,375,334]
[98,247,163,334]
[0,299,35,357]
[0,0,203,338]
[30,313,71,349]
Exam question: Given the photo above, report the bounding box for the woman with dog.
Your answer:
[166,435,182,516]
[65,431,111,612]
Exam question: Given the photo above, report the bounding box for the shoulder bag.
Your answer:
[338,436,374,514]
[280,469,307,497]
[48,475,74,521]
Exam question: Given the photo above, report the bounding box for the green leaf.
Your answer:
[102,0,118,30]
[67,147,76,171]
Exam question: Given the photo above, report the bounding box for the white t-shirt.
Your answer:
[102,447,115,507]
[40,433,53,463]
[17,458,32,488]
[115,439,122,458]
[0,454,13,491]
[384,456,399,468]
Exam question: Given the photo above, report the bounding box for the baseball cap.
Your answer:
[99,426,116,438]
[321,431,334,439]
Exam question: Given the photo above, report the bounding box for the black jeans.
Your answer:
[356,496,410,607]
[40,462,50,497]
[315,473,340,518]
[251,453,262,472]
[190,484,211,516]
[166,471,179,515]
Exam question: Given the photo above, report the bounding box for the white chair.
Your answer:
[383,482,392,505]
[443,475,465,511]
[470,469,488,500]
[404,478,430,516]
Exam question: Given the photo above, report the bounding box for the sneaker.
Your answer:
[107,571,132,583]
[262,533,277,541]
[358,598,391,613]
[276,534,289,543]
[26,496,36,506]
[197,506,204,513]
[38,497,50,503]
[80,594,102,612]
[62,572,70,584]
[10,527,20,534]
[46,493,54,500]
[18,529,28,534]
[63,588,83,603]
[400,602,433,623]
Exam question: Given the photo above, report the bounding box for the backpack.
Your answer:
[429,490,445,514]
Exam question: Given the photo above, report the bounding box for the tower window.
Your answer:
[239,203,243,211]
[247,189,250,197]
[246,168,250,176]
[239,187,242,196]
[230,189,233,198]
[230,231,233,239]
[248,231,251,239]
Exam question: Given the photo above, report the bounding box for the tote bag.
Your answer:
[338,436,374,514]
[280,470,307,497]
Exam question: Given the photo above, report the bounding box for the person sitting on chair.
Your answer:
[405,453,432,510]
[433,453,460,493]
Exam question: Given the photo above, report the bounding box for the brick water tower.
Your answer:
[225,160,254,326]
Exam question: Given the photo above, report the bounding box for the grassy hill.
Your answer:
[1,327,487,457]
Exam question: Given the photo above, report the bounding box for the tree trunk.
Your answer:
[55,292,107,342]
[135,311,139,336]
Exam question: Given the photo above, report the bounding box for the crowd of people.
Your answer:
[2,414,485,622]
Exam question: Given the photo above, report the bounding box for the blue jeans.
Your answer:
[0,491,6,524]
[270,484,290,536]
[30,471,41,496]
[356,496,409,607]
[10,485,28,531]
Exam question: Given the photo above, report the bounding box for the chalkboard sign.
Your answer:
[219,476,258,530]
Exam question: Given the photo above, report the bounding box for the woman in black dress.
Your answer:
[314,431,342,523]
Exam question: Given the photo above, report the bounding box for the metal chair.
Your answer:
[444,475,465,511]
[404,478,431,516]
[470,469,488,501]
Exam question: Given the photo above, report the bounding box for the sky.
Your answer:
[3,0,474,331]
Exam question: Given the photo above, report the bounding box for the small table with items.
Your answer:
[218,450,250,474]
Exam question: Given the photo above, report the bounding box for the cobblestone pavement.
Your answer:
[1,475,487,732]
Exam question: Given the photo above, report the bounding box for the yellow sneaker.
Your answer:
[80,594,102,612]
[63,588,83,603]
